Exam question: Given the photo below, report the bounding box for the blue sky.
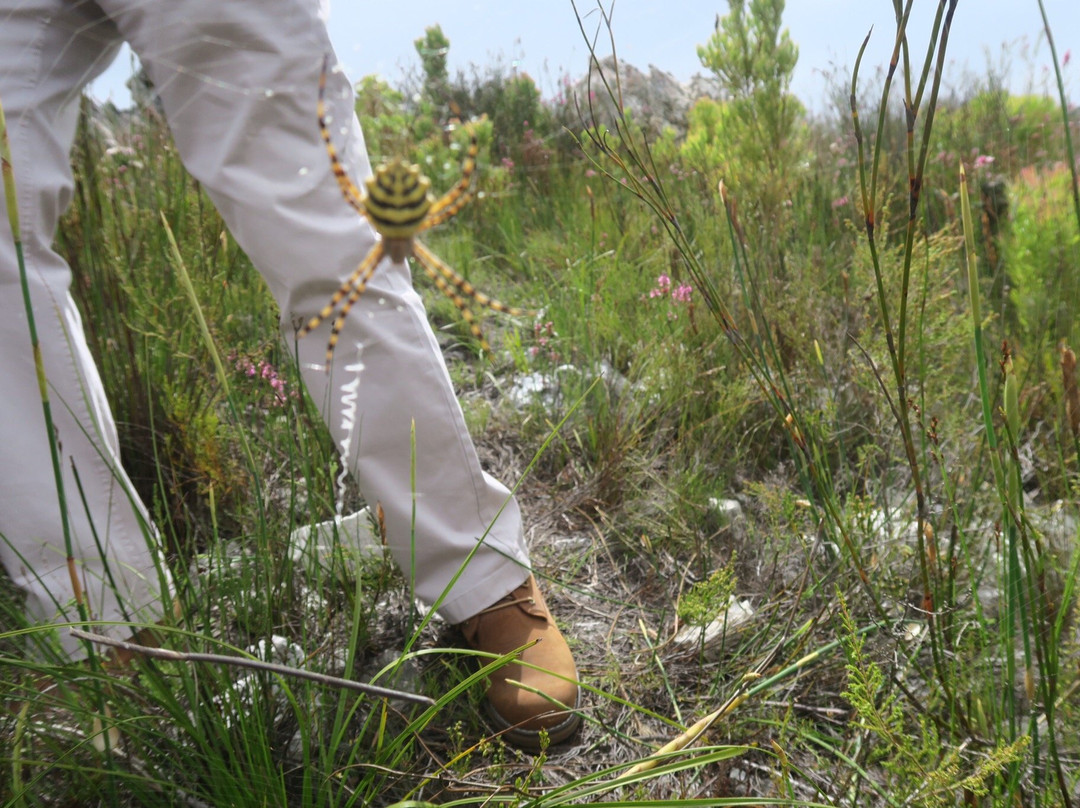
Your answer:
[89,1,1079,112]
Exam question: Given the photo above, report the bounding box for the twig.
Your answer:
[69,629,434,705]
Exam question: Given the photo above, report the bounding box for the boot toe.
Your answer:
[460,575,582,750]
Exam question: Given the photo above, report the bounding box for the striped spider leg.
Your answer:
[298,56,529,366]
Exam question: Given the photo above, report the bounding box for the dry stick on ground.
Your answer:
[618,643,782,779]
[70,629,435,705]
[617,603,881,780]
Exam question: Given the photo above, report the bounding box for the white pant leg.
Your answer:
[0,0,172,659]
[94,0,531,621]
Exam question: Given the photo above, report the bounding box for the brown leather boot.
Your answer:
[459,575,581,751]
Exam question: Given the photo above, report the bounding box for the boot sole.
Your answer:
[484,692,582,752]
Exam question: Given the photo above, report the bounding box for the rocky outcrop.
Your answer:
[569,55,722,137]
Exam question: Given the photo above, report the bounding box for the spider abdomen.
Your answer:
[363,160,433,238]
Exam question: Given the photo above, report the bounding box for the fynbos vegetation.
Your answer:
[2,1,1079,805]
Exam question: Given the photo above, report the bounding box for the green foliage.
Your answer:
[5,11,1080,807]
[354,74,409,157]
[1005,162,1080,347]
[412,114,497,197]
[414,24,450,102]
[934,90,1066,177]
[695,0,806,226]
[677,556,737,625]
[838,596,1030,808]
[475,72,552,160]
[698,0,799,99]
[679,97,735,179]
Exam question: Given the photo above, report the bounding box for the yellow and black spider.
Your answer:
[299,56,528,365]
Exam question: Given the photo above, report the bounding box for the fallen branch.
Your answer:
[70,629,434,706]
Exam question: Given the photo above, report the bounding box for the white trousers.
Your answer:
[0,0,530,659]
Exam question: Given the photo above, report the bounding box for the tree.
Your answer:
[414,24,450,105]
[693,0,804,239]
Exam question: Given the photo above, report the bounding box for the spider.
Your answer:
[299,56,529,365]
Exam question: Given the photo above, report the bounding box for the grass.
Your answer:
[3,0,1080,805]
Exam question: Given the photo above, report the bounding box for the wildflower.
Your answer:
[529,321,557,364]
[649,274,672,299]
[501,156,515,172]
[585,169,597,178]
[234,353,294,406]
[973,154,995,169]
[671,283,693,303]
[1064,49,1071,67]
[832,195,849,209]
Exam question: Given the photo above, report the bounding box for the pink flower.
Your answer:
[1064,49,1071,67]
[973,154,995,169]
[585,169,598,178]
[671,283,693,303]
[832,195,849,209]
[648,274,672,299]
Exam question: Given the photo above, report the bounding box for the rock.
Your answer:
[502,361,630,409]
[673,597,755,659]
[247,634,306,668]
[569,55,722,138]
[289,508,384,578]
[217,635,308,729]
[707,497,743,529]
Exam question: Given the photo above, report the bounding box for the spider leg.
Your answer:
[299,240,384,345]
[420,132,479,231]
[318,54,366,217]
[324,250,383,364]
[412,241,491,353]
[414,240,530,317]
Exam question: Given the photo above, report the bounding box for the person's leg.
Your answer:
[92,0,532,621]
[0,0,172,659]
[3,0,578,744]
[100,0,580,745]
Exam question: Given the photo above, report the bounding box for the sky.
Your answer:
[87,1,1079,113]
